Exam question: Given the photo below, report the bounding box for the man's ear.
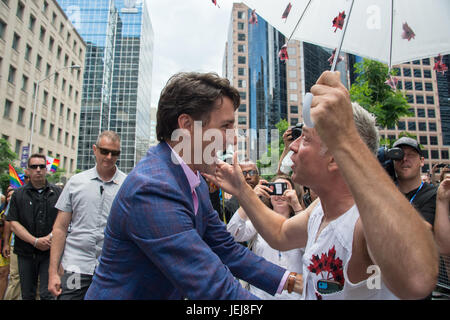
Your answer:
[327,155,339,173]
[420,156,425,168]
[178,114,194,132]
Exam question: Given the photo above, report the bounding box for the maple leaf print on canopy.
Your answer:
[332,11,346,32]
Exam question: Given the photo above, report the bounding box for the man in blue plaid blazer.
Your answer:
[85,72,300,299]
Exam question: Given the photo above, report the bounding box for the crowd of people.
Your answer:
[0,70,449,300]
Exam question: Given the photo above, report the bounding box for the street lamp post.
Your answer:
[29,65,81,154]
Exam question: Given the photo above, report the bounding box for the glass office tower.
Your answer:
[58,0,153,173]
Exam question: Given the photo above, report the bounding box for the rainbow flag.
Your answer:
[9,164,24,189]
[46,156,60,173]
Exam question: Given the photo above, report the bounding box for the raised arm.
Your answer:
[205,157,317,251]
[309,71,438,299]
[435,177,450,255]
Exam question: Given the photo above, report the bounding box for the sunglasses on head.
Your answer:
[28,164,46,170]
[96,145,120,157]
[242,170,258,177]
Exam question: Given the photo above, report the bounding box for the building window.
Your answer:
[397,121,405,130]
[238,56,246,64]
[238,44,245,52]
[40,118,46,135]
[416,95,424,104]
[39,26,46,42]
[238,33,246,41]
[419,136,427,145]
[3,99,12,119]
[49,36,54,52]
[418,122,426,131]
[417,108,425,117]
[413,60,421,65]
[415,82,423,91]
[427,109,436,118]
[403,68,411,77]
[36,54,42,70]
[290,118,298,126]
[426,96,434,104]
[12,33,20,50]
[15,139,22,155]
[406,95,414,104]
[238,22,244,30]
[429,123,437,131]
[290,105,298,114]
[238,104,246,112]
[431,150,439,159]
[16,1,24,20]
[237,11,245,19]
[430,136,438,145]
[238,79,246,88]
[8,65,16,84]
[239,92,246,100]
[288,59,297,67]
[442,150,449,160]
[423,70,432,78]
[422,58,430,65]
[289,70,297,78]
[49,123,54,139]
[289,82,298,90]
[287,47,296,55]
[238,116,247,125]
[404,81,413,90]
[21,75,28,91]
[24,44,32,61]
[290,94,298,101]
[413,69,422,78]
[425,82,433,91]
[0,19,6,40]
[238,67,245,76]
[408,121,416,131]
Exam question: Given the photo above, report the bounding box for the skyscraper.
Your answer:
[223,3,349,165]
[58,0,153,173]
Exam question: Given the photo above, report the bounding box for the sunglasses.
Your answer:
[28,164,46,170]
[96,145,120,157]
[242,170,258,177]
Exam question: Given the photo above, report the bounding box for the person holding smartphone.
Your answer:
[227,175,305,299]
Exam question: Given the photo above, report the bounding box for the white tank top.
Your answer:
[302,202,398,300]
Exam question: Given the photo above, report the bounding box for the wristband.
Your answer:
[287,272,297,293]
[34,237,38,247]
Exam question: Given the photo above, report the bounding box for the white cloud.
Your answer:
[145,0,234,108]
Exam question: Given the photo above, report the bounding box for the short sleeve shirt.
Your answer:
[55,166,126,275]
[404,182,437,227]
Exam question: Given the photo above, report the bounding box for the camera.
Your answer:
[377,146,404,181]
[263,182,288,196]
[291,123,304,141]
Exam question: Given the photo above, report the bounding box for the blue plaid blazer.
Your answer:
[85,142,286,299]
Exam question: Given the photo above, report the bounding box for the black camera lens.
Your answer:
[291,123,303,140]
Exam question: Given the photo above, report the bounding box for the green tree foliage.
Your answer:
[46,168,66,184]
[350,59,412,143]
[0,138,19,193]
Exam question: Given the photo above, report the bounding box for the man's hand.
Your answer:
[204,152,249,197]
[437,176,450,202]
[2,243,10,259]
[310,71,356,150]
[35,234,52,251]
[48,272,62,297]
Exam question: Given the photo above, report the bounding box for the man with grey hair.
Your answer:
[48,131,126,299]
[206,71,438,299]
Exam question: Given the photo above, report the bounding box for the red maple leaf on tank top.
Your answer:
[307,245,345,299]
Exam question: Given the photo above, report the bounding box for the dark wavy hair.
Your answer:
[156,72,240,142]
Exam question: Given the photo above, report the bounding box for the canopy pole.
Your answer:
[331,0,355,71]
[388,0,394,72]
[287,0,313,43]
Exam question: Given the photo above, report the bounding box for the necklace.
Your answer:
[409,181,424,204]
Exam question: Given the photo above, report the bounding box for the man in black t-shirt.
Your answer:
[393,137,437,227]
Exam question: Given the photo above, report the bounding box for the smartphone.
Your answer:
[264,182,288,196]
[317,279,343,294]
